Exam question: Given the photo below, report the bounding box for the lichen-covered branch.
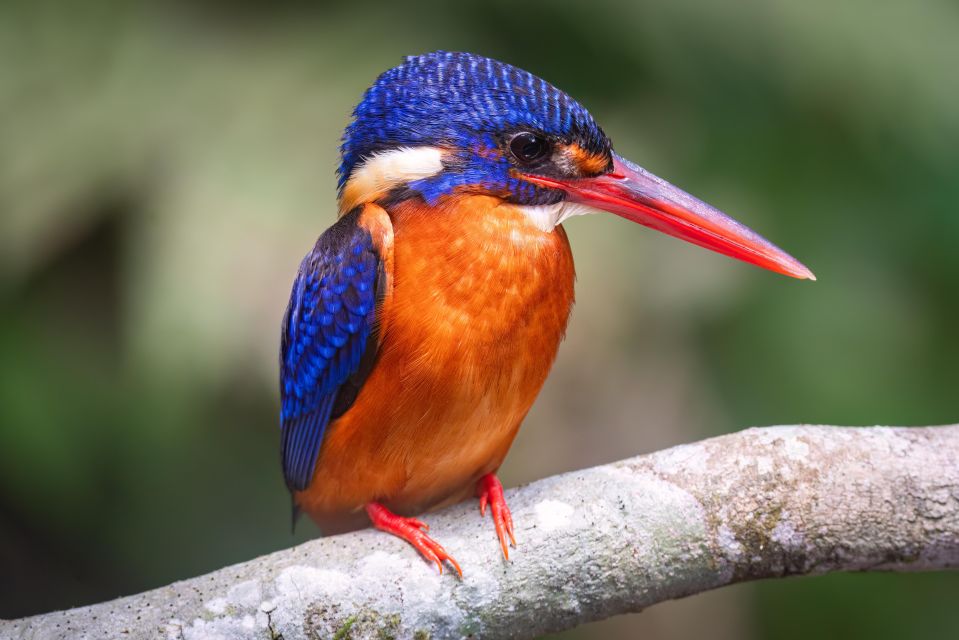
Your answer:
[4,425,959,640]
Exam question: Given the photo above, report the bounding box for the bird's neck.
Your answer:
[388,194,571,248]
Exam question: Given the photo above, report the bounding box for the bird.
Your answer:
[279,51,814,575]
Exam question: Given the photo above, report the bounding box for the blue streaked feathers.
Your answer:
[279,208,381,491]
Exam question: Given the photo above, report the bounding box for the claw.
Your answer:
[365,503,462,576]
[476,473,516,560]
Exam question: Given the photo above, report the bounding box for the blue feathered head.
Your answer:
[337,51,613,207]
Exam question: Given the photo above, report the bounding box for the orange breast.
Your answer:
[296,195,575,531]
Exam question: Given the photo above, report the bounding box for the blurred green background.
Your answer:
[1,0,958,637]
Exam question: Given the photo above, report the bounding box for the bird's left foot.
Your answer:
[476,473,516,559]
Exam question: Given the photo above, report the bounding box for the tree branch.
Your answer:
[4,425,959,640]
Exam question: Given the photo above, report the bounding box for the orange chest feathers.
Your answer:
[300,195,575,523]
[388,195,576,391]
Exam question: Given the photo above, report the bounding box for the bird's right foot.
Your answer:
[365,502,462,576]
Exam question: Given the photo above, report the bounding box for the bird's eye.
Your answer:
[508,132,550,164]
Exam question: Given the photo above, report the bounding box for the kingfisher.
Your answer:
[279,51,814,575]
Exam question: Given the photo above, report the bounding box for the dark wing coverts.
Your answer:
[280,209,382,491]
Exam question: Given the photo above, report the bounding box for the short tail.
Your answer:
[290,498,302,534]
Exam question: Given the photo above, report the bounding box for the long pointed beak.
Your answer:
[525,153,815,280]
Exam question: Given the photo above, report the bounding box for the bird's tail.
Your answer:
[290,498,302,534]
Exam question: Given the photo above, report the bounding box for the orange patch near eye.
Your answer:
[565,144,612,176]
[472,142,505,161]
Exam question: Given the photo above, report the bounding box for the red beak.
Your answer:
[525,153,815,280]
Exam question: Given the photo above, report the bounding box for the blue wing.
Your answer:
[280,208,382,492]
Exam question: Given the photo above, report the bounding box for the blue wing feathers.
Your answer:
[280,208,381,491]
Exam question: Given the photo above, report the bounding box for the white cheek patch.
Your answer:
[339,146,444,215]
[339,146,601,233]
[515,201,604,233]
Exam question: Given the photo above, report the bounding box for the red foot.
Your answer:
[365,503,462,576]
[477,473,516,559]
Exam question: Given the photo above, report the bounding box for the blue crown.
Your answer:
[338,51,609,205]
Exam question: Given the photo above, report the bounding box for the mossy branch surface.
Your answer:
[4,425,959,640]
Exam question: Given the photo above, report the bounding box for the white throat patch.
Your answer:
[339,146,444,215]
[515,201,603,233]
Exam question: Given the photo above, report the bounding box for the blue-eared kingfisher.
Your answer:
[279,51,814,575]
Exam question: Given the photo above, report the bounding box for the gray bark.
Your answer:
[4,425,958,640]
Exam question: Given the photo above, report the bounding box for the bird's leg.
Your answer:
[476,473,516,559]
[365,502,462,576]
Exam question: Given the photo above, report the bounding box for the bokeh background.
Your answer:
[2,0,958,637]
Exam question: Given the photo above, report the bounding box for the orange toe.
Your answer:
[476,473,516,559]
[366,502,462,576]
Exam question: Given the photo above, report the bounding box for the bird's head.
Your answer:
[337,51,814,280]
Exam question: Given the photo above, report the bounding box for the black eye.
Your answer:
[508,132,550,164]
